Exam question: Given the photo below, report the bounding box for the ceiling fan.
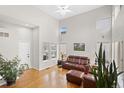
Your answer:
[56,5,72,16]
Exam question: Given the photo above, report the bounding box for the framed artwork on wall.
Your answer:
[74,43,85,51]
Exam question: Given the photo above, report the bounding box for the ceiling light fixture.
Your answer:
[56,5,72,16]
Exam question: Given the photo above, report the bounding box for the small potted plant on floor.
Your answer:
[0,54,29,86]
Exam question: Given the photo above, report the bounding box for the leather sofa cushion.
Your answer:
[79,59,88,65]
[66,70,84,85]
[67,70,84,78]
[64,63,86,71]
[67,55,89,65]
[82,74,96,88]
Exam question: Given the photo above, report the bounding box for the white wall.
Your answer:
[0,6,59,70]
[0,23,32,62]
[112,6,124,41]
[32,27,39,70]
[0,25,18,59]
[59,6,112,64]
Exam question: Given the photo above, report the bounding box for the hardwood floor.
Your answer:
[0,66,80,88]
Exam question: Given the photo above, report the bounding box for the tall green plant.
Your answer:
[92,43,123,88]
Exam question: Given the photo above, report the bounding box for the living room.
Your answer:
[0,4,124,89]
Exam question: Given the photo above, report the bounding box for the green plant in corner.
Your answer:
[0,54,29,86]
[91,43,124,88]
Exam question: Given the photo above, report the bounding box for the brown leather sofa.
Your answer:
[62,55,90,72]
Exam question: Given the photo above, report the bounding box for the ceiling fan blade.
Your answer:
[55,5,72,16]
[64,5,70,9]
[65,9,72,13]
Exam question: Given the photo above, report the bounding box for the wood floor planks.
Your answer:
[0,66,80,88]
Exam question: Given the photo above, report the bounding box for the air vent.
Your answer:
[0,32,9,37]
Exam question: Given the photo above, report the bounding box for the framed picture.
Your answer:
[74,43,85,51]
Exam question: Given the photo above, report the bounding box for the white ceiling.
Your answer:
[36,5,103,20]
[0,15,36,28]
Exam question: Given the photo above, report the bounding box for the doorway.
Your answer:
[19,42,31,67]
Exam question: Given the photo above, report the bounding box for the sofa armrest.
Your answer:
[60,60,67,65]
[57,60,67,66]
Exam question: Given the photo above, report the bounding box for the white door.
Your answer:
[19,42,31,67]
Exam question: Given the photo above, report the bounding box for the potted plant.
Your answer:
[0,54,29,86]
[60,52,64,60]
[91,43,124,88]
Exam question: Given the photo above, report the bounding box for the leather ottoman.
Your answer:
[82,74,96,88]
[66,70,84,85]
